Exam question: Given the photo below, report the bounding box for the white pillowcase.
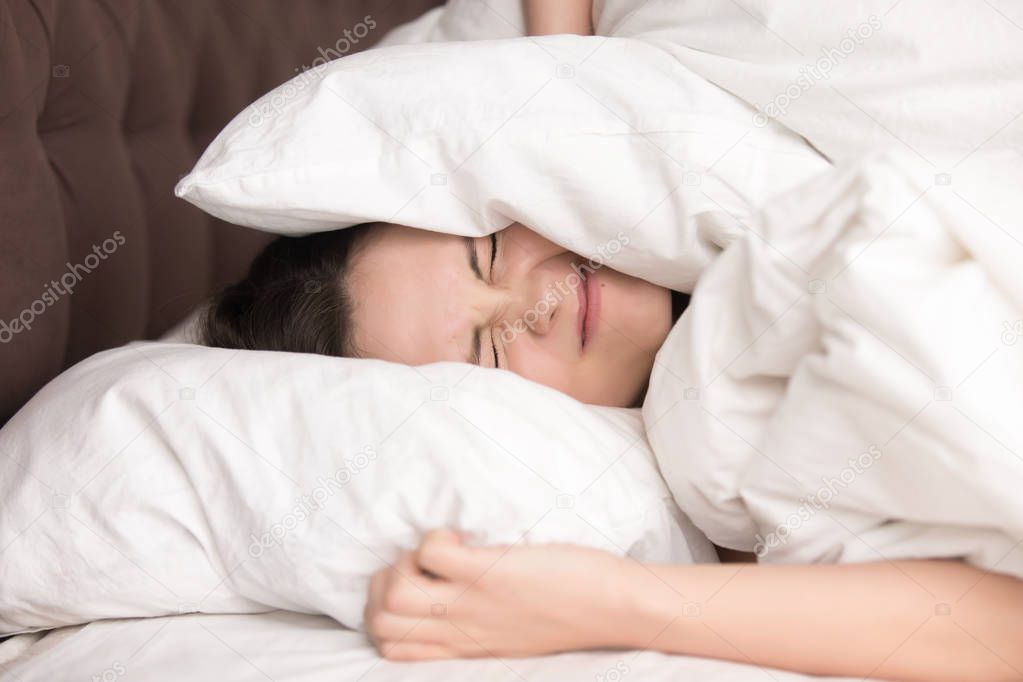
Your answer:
[0,342,714,635]
[175,33,827,291]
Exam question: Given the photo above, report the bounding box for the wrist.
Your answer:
[605,557,690,650]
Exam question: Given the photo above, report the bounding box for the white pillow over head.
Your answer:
[175,34,827,291]
[0,342,714,634]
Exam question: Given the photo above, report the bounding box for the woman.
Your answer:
[204,219,1023,681]
[204,221,681,408]
[200,3,1023,679]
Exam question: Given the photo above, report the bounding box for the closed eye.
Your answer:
[466,234,502,369]
[488,233,501,367]
[488,233,497,278]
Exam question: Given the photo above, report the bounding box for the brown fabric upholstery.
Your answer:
[0,0,442,424]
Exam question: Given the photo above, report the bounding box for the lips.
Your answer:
[576,268,600,351]
[577,269,589,350]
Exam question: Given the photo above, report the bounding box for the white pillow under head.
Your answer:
[0,342,714,634]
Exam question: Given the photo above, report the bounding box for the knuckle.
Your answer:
[418,540,443,570]
[380,642,403,660]
[382,583,410,613]
[367,613,391,640]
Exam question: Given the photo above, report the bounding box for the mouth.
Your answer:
[576,268,600,352]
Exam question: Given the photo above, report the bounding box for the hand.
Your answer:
[364,529,633,661]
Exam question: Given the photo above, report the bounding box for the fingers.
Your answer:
[366,609,451,646]
[367,610,492,660]
[364,532,518,662]
[366,553,459,619]
[364,550,481,661]
[394,550,462,609]
[416,529,499,584]
[415,529,462,579]
[378,640,456,662]
[366,601,462,662]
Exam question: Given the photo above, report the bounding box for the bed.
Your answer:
[0,611,861,682]
[0,1,767,679]
[3,1,1021,680]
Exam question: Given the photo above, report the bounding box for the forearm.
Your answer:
[523,0,592,36]
[611,559,1023,681]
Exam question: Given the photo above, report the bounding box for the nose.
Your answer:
[471,270,563,338]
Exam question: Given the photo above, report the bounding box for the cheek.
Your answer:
[505,340,578,395]
[602,275,671,350]
[505,338,621,405]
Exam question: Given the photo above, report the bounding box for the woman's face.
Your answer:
[347,223,672,407]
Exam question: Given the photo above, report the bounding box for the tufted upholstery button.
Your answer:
[0,0,443,423]
[1,0,72,418]
[127,1,214,336]
[37,0,150,367]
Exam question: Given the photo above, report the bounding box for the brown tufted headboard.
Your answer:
[0,0,443,424]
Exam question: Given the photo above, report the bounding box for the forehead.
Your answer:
[348,224,472,365]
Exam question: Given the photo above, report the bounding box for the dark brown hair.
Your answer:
[201,224,376,357]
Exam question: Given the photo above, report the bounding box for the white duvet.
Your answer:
[646,149,1023,577]
[393,0,1023,163]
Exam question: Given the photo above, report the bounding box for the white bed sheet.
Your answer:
[0,611,857,682]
